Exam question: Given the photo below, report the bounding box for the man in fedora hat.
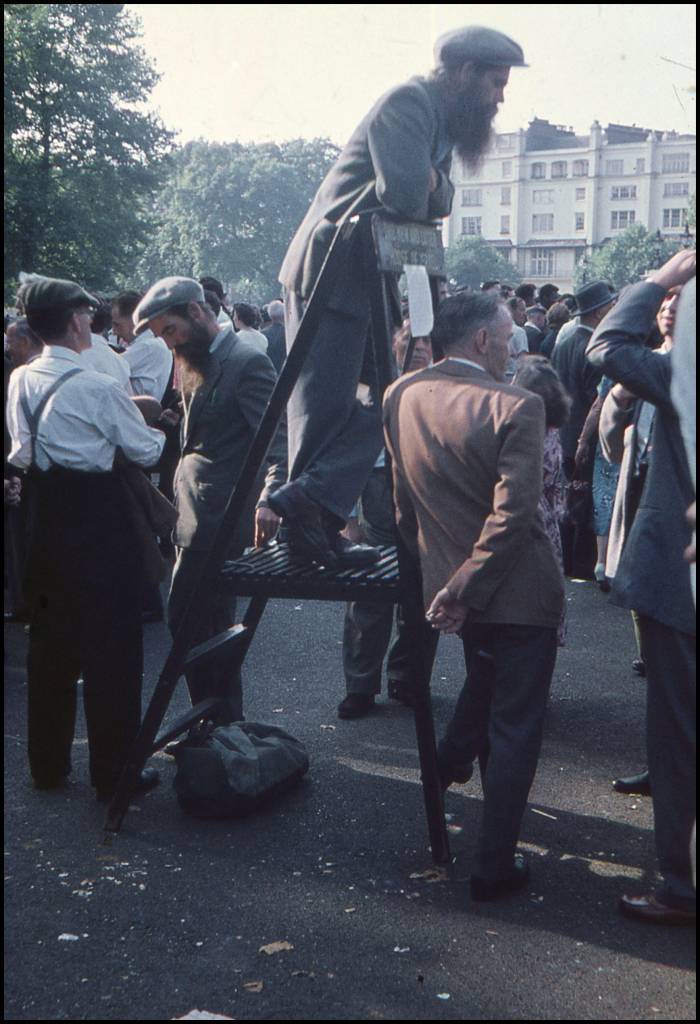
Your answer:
[268,26,527,567]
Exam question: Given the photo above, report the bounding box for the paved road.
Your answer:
[4,580,696,1020]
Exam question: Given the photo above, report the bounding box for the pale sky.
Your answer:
[129,4,696,145]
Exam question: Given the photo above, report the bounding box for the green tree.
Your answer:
[444,236,521,291]
[4,3,172,297]
[573,224,682,291]
[138,138,340,301]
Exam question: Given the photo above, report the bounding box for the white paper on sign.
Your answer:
[403,264,433,338]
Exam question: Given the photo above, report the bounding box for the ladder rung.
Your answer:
[184,624,248,669]
[151,698,223,753]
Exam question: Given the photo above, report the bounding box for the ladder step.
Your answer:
[151,698,223,753]
[184,624,248,670]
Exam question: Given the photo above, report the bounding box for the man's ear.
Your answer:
[473,326,488,353]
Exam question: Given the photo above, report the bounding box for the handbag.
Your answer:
[173,721,310,818]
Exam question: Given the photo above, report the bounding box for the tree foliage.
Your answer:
[444,236,521,291]
[574,224,683,290]
[4,3,172,297]
[137,138,340,302]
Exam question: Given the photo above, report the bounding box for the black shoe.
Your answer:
[337,694,375,719]
[471,853,530,901]
[269,482,338,567]
[96,766,160,803]
[437,754,474,792]
[612,769,651,796]
[387,678,416,707]
[632,658,647,677]
[330,533,382,568]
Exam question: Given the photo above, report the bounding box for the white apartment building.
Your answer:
[445,119,696,291]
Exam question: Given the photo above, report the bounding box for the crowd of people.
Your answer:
[3,23,695,928]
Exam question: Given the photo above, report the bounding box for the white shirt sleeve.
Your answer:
[98,379,166,467]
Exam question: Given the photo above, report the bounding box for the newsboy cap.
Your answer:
[434,26,527,69]
[18,276,98,316]
[574,281,617,316]
[133,276,205,335]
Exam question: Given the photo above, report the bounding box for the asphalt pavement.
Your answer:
[4,579,696,1020]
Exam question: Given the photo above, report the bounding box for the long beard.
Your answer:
[447,99,496,171]
[176,323,212,397]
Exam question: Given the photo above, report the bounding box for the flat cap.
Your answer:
[18,276,98,316]
[434,26,527,69]
[133,276,204,334]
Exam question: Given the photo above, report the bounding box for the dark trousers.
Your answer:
[343,466,412,694]
[439,623,558,879]
[168,547,242,721]
[284,291,384,522]
[560,456,596,579]
[24,469,143,791]
[638,614,696,910]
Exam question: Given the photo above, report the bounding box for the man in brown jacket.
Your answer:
[383,291,564,900]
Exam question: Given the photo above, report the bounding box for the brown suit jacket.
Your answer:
[383,360,564,627]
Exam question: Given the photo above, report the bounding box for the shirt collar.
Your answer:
[444,356,487,373]
[38,345,83,366]
[210,326,230,354]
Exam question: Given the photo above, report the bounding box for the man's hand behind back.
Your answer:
[426,587,469,634]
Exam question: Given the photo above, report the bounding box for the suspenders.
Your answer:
[19,367,84,467]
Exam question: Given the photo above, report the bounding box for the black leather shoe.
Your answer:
[330,533,382,568]
[471,853,530,901]
[619,893,696,926]
[337,694,375,719]
[269,482,338,567]
[96,766,160,803]
[632,658,646,677]
[612,769,651,796]
[437,754,474,792]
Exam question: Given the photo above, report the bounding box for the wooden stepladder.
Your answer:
[105,210,451,866]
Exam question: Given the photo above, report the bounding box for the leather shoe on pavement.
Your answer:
[619,893,696,926]
[632,658,646,677]
[471,853,530,901]
[387,678,416,707]
[96,766,160,803]
[337,694,375,719]
[612,769,651,796]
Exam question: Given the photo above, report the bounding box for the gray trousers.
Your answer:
[343,467,412,694]
[284,291,384,522]
[638,614,696,910]
[168,547,242,721]
[439,623,558,880]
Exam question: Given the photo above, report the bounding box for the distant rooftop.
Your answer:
[523,118,696,151]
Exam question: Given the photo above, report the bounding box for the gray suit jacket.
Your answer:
[279,76,455,314]
[586,282,695,635]
[173,329,286,551]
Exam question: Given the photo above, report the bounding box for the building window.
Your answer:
[662,153,690,174]
[664,182,689,197]
[530,248,556,277]
[461,188,482,206]
[532,214,554,232]
[611,210,636,229]
[663,208,687,228]
[611,185,637,200]
[532,189,554,205]
[496,134,516,151]
[575,187,586,201]
[461,216,482,235]
[573,160,589,177]
[531,162,546,179]
[635,158,646,173]
[606,159,624,175]
[502,161,513,178]
[575,213,585,231]
[501,187,511,205]
[500,215,510,235]
[551,161,567,179]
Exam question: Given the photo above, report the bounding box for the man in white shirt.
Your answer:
[80,330,132,392]
[233,302,269,355]
[7,276,165,803]
[505,296,529,379]
[111,291,173,401]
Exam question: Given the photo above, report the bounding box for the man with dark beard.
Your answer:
[268,26,527,567]
[133,278,286,718]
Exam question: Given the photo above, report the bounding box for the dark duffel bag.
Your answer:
[173,721,309,818]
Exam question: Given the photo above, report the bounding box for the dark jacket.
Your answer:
[279,76,455,314]
[552,324,601,460]
[174,329,286,552]
[586,282,694,635]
